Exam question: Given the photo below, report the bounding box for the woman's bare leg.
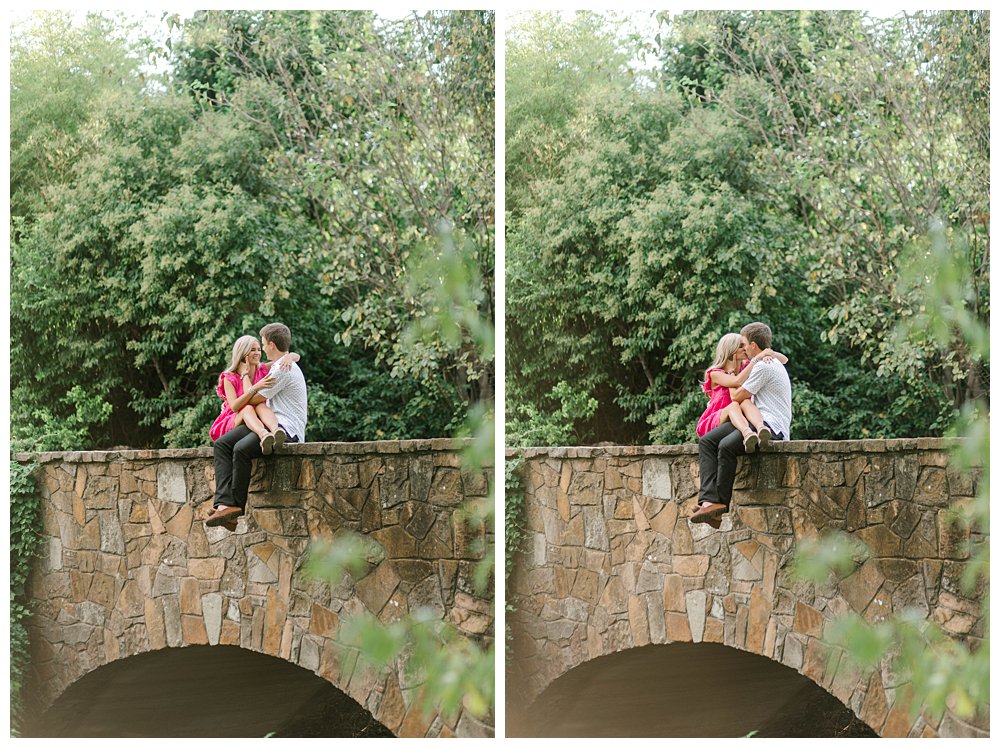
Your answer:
[740,399,765,430]
[254,404,279,433]
[726,402,758,452]
[239,405,269,438]
[725,402,754,436]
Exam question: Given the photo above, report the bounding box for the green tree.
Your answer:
[11,11,493,451]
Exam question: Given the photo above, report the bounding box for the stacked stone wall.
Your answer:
[17,440,494,738]
[506,439,985,738]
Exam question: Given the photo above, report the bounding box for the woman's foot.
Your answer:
[272,426,287,453]
[743,430,758,453]
[757,426,772,449]
[260,432,275,455]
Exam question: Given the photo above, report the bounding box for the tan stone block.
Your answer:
[735,539,761,562]
[77,519,101,551]
[104,628,119,663]
[556,490,571,523]
[882,702,916,738]
[762,551,778,601]
[148,500,165,535]
[571,568,600,606]
[278,553,294,602]
[372,525,419,557]
[628,594,651,647]
[863,589,892,626]
[662,574,685,613]
[144,598,166,650]
[297,460,315,489]
[355,561,401,615]
[605,467,624,491]
[722,594,737,614]
[739,507,768,532]
[673,555,709,577]
[118,580,144,618]
[649,502,678,538]
[793,601,824,637]
[801,636,835,687]
[279,618,294,660]
[586,625,604,659]
[860,672,888,731]
[75,469,87,499]
[665,612,692,642]
[263,587,287,656]
[561,513,586,547]
[553,566,576,599]
[920,724,939,738]
[72,493,87,526]
[252,543,276,563]
[399,703,432,738]
[631,497,650,531]
[746,588,770,653]
[763,617,778,658]
[189,558,225,580]
[120,470,140,495]
[220,620,241,645]
[90,572,116,608]
[254,509,284,535]
[310,604,340,638]
[839,559,885,613]
[181,614,209,645]
[454,514,485,559]
[165,503,193,540]
[378,673,406,733]
[855,524,902,557]
[672,514,694,554]
[703,617,724,643]
[179,577,202,615]
[70,570,92,602]
[791,506,819,542]
[937,509,970,559]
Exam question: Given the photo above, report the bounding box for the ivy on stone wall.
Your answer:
[504,457,527,656]
[10,460,43,736]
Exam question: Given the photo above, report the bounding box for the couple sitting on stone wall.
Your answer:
[690,322,792,529]
[204,322,308,531]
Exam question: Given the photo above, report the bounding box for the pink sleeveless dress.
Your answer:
[209,364,271,441]
[696,361,748,438]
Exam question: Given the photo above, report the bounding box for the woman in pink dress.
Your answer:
[209,335,299,454]
[697,332,787,451]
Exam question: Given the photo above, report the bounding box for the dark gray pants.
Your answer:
[213,425,262,510]
[698,422,746,507]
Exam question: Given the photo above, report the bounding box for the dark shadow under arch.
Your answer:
[508,642,876,738]
[23,645,394,738]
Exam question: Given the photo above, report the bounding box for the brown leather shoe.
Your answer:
[206,504,243,527]
[220,518,239,532]
[689,501,727,524]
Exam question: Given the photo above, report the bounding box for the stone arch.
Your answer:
[22,443,495,738]
[507,441,986,738]
[509,641,878,737]
[22,644,395,737]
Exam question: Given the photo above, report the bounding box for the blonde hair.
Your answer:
[224,335,261,375]
[706,333,744,380]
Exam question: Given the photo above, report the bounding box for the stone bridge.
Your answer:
[17,440,494,738]
[506,439,986,738]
